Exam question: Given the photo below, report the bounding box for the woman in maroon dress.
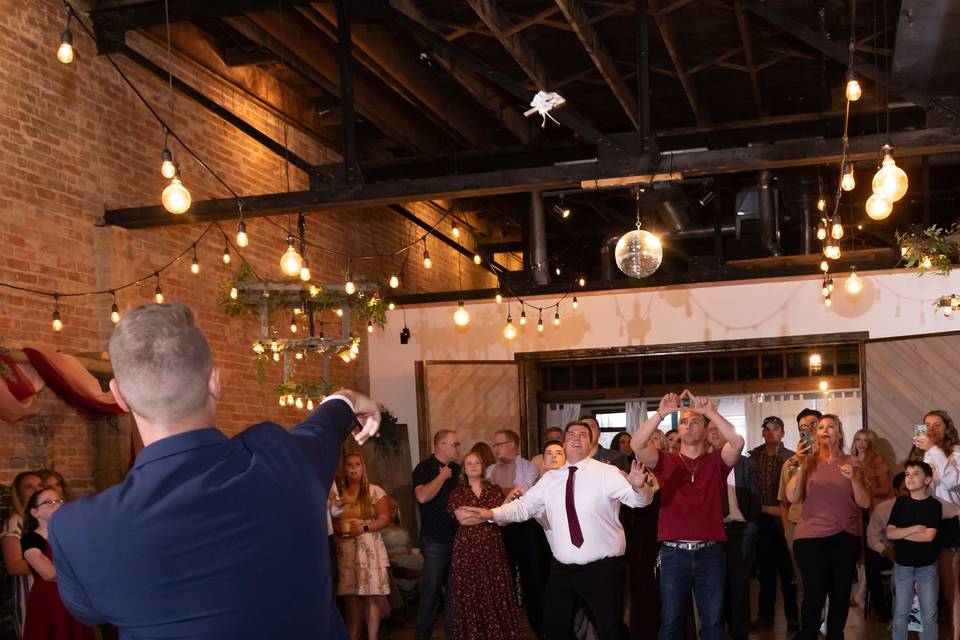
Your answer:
[20,488,94,640]
[448,451,524,640]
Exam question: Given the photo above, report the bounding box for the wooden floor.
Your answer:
[383,577,949,639]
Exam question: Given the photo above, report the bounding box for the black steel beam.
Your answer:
[333,0,359,185]
[119,44,317,176]
[387,205,506,277]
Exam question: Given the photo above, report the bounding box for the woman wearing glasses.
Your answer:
[20,488,93,640]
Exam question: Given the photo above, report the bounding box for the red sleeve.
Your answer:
[447,487,464,514]
[652,448,669,483]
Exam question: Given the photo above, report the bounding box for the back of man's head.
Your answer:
[109,303,213,425]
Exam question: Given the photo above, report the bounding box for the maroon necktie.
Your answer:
[565,466,584,548]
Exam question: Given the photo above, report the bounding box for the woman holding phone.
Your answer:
[914,410,960,640]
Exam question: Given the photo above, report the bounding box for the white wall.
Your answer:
[370,268,960,463]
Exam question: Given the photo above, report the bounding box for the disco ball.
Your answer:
[615,229,663,278]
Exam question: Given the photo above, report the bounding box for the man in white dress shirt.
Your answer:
[459,422,654,640]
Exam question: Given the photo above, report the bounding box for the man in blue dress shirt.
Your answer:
[47,303,380,639]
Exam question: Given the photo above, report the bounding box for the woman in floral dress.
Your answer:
[448,451,524,640]
[333,453,391,640]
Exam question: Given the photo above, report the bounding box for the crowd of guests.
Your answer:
[2,469,93,640]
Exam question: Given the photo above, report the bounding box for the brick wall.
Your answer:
[0,1,495,493]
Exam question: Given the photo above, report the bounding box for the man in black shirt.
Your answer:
[412,429,461,640]
[886,460,942,640]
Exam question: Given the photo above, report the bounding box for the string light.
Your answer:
[816,224,827,241]
[154,274,164,304]
[827,277,834,292]
[110,291,120,324]
[840,162,855,192]
[160,129,176,179]
[578,277,586,287]
[345,261,356,295]
[190,245,200,274]
[809,353,822,372]
[57,6,74,64]
[520,309,527,326]
[280,233,303,277]
[831,220,844,240]
[388,302,395,311]
[503,313,517,340]
[236,202,249,247]
[229,286,238,300]
[824,295,832,307]
[572,296,578,309]
[537,310,544,332]
[52,294,62,332]
[553,308,560,326]
[845,71,861,102]
[290,315,298,334]
[845,267,863,295]
[452,220,460,238]
[299,261,311,282]
[222,241,231,265]
[389,274,400,289]
[495,292,503,304]
[865,194,892,220]
[162,169,191,214]
[872,144,909,202]
[473,253,481,265]
[422,239,432,269]
[453,301,471,327]
[367,320,374,333]
[816,198,827,212]
[820,260,829,272]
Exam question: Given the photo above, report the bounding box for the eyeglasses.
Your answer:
[37,499,64,508]
[492,441,512,448]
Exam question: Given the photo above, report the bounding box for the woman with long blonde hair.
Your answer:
[785,414,871,639]
[332,453,391,640]
[915,409,960,640]
[851,429,893,511]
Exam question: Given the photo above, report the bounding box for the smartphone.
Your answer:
[680,395,692,409]
[915,424,928,438]
[799,431,813,448]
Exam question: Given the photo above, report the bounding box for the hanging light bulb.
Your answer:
[824,295,832,307]
[865,194,893,220]
[558,194,571,219]
[809,353,822,372]
[345,273,356,296]
[280,234,303,277]
[307,399,314,411]
[453,301,471,327]
[222,242,231,265]
[452,221,460,238]
[340,350,352,363]
[335,308,344,317]
[845,267,863,295]
[190,248,200,274]
[822,282,830,297]
[820,260,829,272]
[388,302,395,311]
[572,296,578,309]
[578,277,586,287]
[817,225,827,241]
[827,277,834,292]
[872,145,909,202]
[160,145,176,180]
[473,253,482,265]
[57,29,74,64]
[236,219,249,248]
[553,309,560,326]
[537,311,544,332]
[295,397,304,409]
[109,292,120,324]
[299,262,311,282]
[819,379,830,391]
[555,267,562,276]
[503,314,517,340]
[831,220,844,240]
[423,248,432,269]
[289,316,298,334]
[154,275,164,304]
[389,274,400,289]
[495,292,503,304]
[840,162,855,192]
[162,172,191,214]
[229,286,238,300]
[367,320,374,334]
[845,72,862,102]
[520,309,527,326]
[52,295,62,332]
[817,197,827,212]
[921,255,933,270]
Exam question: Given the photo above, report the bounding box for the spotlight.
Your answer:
[400,326,411,344]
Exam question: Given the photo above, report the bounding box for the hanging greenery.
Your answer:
[275,379,341,400]
[897,221,960,276]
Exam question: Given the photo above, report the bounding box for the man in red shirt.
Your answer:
[632,391,745,640]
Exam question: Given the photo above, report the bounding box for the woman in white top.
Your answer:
[1,471,42,639]
[915,409,960,640]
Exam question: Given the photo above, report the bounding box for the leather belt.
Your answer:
[662,540,718,551]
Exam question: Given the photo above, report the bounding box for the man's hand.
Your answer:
[437,465,453,482]
[686,390,716,416]
[337,390,382,444]
[457,506,492,525]
[504,485,524,502]
[627,460,653,492]
[658,393,682,416]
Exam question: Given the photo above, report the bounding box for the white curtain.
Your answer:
[625,400,647,434]
[745,390,862,453]
[544,403,582,431]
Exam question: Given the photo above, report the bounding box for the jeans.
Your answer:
[659,543,726,640]
[892,563,938,640]
[793,532,860,640]
[415,539,453,640]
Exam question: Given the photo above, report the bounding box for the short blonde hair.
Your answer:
[109,303,212,423]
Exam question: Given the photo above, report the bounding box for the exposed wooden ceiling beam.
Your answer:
[685,47,742,75]
[463,0,552,90]
[554,0,640,129]
[235,11,442,153]
[104,126,960,228]
[648,0,710,125]
[733,0,765,117]
[303,4,492,148]
[389,0,535,144]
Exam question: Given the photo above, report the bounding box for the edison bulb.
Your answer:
[280,245,303,277]
[840,165,855,192]
[154,289,164,304]
[495,293,503,304]
[161,159,176,180]
[52,311,62,332]
[423,252,432,269]
[820,260,829,272]
[453,303,470,327]
[578,277,586,287]
[236,221,249,248]
[191,257,200,274]
[389,274,399,288]
[229,287,238,300]
[503,319,517,340]
[162,177,191,214]
[57,32,74,64]
[865,194,892,221]
[473,253,481,265]
[537,318,544,333]
[872,150,909,202]
[845,79,861,102]
[817,198,826,212]
[222,249,231,265]
[367,321,374,334]
[817,226,827,241]
[831,222,844,240]
[572,296,578,309]
[845,268,863,295]
[519,311,527,326]
[110,305,120,324]
[345,280,356,295]
[615,229,662,278]
[300,266,310,282]
[553,311,560,326]
[388,302,395,311]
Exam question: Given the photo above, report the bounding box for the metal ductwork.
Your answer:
[758,170,781,256]
[656,199,694,235]
[529,190,551,285]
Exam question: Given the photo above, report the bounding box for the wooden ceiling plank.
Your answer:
[554,0,640,128]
